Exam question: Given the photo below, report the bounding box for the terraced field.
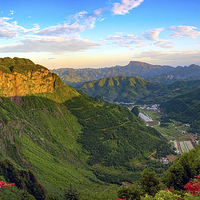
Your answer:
[173,140,194,154]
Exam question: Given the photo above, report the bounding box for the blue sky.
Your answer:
[0,0,200,68]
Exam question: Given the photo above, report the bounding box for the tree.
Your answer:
[131,106,139,117]
[140,168,161,196]
[141,190,182,200]
[117,185,142,200]
[63,184,80,200]
[163,152,197,190]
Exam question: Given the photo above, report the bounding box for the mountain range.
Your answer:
[78,76,200,104]
[148,64,200,84]
[0,57,171,199]
[52,61,200,87]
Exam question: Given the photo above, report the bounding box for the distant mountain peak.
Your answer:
[128,61,149,65]
[52,60,174,87]
[189,64,200,68]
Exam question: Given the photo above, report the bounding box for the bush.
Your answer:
[117,185,142,200]
[63,184,80,200]
[141,190,181,200]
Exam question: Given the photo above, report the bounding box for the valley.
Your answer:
[1,0,200,198]
[0,57,176,200]
[136,105,198,162]
[0,57,199,199]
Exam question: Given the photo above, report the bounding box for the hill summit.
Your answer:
[0,57,79,103]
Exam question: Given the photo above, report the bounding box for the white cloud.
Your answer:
[103,33,143,47]
[94,8,106,16]
[0,17,40,38]
[9,10,15,15]
[37,10,104,36]
[0,8,105,54]
[133,50,200,66]
[143,28,164,41]
[0,37,101,53]
[0,29,16,38]
[103,28,173,49]
[112,0,144,15]
[37,23,84,36]
[168,26,200,38]
[142,28,174,49]
[154,40,174,49]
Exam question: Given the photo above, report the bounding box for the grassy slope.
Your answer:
[0,94,172,199]
[0,96,118,199]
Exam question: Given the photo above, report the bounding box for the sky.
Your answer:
[0,0,200,69]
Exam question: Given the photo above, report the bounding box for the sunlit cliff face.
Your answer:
[0,57,79,103]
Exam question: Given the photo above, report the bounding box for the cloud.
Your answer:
[9,10,15,15]
[112,0,144,15]
[142,28,174,49]
[154,40,174,49]
[37,10,104,36]
[133,50,200,65]
[103,33,143,47]
[0,17,40,38]
[103,28,173,49]
[94,8,106,16]
[0,29,16,38]
[168,26,200,38]
[0,8,104,54]
[143,28,164,41]
[0,37,101,53]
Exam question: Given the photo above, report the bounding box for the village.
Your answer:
[137,104,199,164]
[116,102,199,164]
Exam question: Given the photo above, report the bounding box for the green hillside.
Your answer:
[0,57,172,199]
[78,76,167,103]
[163,144,200,190]
[78,76,200,104]
[161,87,200,134]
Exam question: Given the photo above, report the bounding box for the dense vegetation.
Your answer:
[78,76,200,104]
[0,57,173,199]
[0,160,45,199]
[65,94,172,181]
[117,145,200,200]
[78,76,167,103]
[161,87,200,133]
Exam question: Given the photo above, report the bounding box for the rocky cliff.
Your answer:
[0,57,79,103]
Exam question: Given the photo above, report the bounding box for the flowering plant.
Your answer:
[0,181,15,188]
[184,176,200,196]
